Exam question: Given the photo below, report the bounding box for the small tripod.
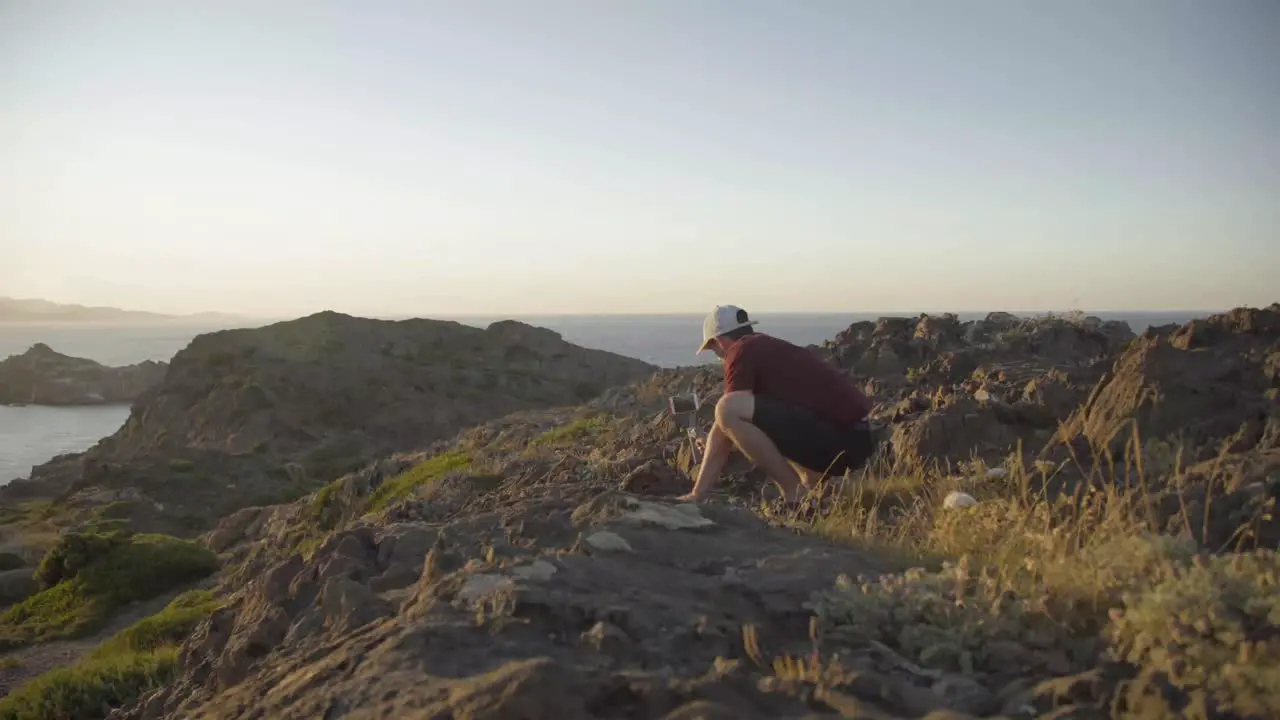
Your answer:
[667,392,706,466]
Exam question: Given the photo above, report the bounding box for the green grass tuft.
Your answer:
[90,589,220,659]
[0,589,222,720]
[365,450,472,512]
[528,414,616,449]
[0,533,218,650]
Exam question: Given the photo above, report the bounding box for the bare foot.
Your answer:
[674,492,704,503]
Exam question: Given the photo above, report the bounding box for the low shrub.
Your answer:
[1106,549,1280,718]
[0,533,218,649]
[0,589,222,720]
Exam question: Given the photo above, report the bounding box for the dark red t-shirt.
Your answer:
[722,333,871,427]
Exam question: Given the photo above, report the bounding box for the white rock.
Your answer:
[943,491,978,509]
[458,574,513,601]
[585,531,634,553]
[621,500,715,530]
[985,467,1008,479]
[511,559,558,581]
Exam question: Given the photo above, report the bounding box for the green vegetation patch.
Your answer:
[365,450,472,513]
[0,501,56,527]
[167,458,196,473]
[90,589,221,658]
[0,532,218,649]
[528,413,617,449]
[1107,549,1280,718]
[0,589,222,720]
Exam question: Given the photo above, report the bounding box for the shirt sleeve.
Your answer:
[723,345,756,394]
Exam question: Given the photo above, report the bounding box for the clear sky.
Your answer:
[2,0,1277,318]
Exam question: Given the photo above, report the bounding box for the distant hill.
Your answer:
[0,297,240,324]
[1,310,658,535]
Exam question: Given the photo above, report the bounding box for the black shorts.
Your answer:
[751,395,876,475]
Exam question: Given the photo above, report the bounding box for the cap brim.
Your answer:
[696,319,758,355]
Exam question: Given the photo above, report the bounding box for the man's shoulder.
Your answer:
[741,333,803,354]
[727,333,777,357]
[727,333,805,366]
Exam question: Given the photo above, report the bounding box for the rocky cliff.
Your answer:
[80,305,1278,720]
[0,312,656,535]
[0,343,167,406]
[3,306,1279,720]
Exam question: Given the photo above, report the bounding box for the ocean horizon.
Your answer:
[0,308,1222,484]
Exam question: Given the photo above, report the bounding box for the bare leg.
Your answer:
[715,392,808,503]
[676,424,733,501]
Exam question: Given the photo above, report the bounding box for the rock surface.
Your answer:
[0,343,167,406]
[114,421,907,720]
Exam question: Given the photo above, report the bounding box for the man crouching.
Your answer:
[677,305,876,504]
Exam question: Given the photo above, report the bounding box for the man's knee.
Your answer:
[715,391,754,427]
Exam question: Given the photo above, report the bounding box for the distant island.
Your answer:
[0,297,240,325]
[0,342,168,405]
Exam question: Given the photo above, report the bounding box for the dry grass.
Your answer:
[776,427,1279,717]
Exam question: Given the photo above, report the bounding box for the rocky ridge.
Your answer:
[0,343,167,406]
[0,312,656,538]
[79,305,1280,719]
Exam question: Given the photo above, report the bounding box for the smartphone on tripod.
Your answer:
[667,392,705,465]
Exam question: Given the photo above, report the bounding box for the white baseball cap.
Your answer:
[697,305,758,353]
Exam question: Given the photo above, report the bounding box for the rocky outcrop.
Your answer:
[818,312,1135,386]
[803,312,1135,469]
[104,305,1280,718]
[0,343,166,406]
[0,312,656,534]
[1046,303,1280,466]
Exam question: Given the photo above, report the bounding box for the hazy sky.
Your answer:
[2,0,1277,317]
